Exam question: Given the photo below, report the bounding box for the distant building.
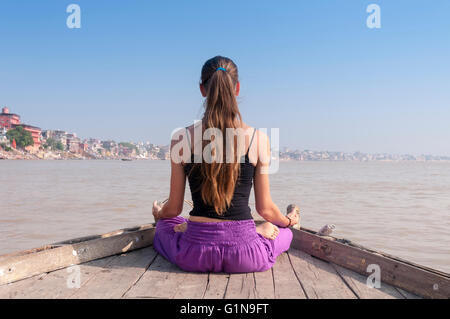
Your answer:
[43,130,68,144]
[0,107,41,150]
[67,135,81,153]
[0,107,21,129]
[119,144,136,157]
[79,142,88,153]
[0,127,7,143]
[43,130,86,153]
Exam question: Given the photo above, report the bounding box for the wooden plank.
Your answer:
[272,253,306,299]
[203,273,230,299]
[396,287,422,299]
[291,228,450,299]
[288,249,356,299]
[173,272,209,299]
[0,225,155,286]
[0,273,47,299]
[124,254,187,298]
[333,264,404,299]
[253,269,275,299]
[0,255,116,299]
[224,273,257,299]
[70,247,157,299]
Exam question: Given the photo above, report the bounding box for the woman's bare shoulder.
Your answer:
[185,121,203,135]
[240,124,268,142]
[239,122,255,134]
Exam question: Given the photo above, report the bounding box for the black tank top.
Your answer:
[183,128,256,220]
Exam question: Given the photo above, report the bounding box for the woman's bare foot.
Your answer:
[174,222,187,233]
[256,222,280,240]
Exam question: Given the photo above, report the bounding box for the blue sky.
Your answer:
[0,1,449,155]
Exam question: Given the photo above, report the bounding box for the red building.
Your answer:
[0,107,41,150]
[0,107,21,128]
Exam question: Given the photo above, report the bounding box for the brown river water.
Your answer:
[0,160,449,273]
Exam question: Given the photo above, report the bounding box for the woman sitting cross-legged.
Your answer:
[152,55,299,273]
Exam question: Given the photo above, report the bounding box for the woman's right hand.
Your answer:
[152,200,162,222]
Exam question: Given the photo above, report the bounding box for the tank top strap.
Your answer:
[246,128,257,155]
[185,127,191,150]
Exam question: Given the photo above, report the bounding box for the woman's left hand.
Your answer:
[152,200,162,222]
[286,204,300,226]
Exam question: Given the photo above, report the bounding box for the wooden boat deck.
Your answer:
[0,245,419,299]
[1,222,448,299]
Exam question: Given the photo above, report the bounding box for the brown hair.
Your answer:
[196,56,242,214]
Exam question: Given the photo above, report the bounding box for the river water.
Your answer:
[0,160,448,273]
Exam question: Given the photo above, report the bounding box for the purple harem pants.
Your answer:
[153,216,293,273]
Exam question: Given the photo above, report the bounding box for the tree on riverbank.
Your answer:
[43,138,65,151]
[6,126,34,149]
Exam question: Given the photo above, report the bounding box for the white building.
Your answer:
[0,127,7,143]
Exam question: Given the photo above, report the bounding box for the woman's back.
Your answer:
[184,128,257,220]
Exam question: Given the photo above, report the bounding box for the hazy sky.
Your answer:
[0,1,449,155]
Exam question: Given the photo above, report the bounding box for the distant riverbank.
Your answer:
[2,148,450,162]
[0,148,83,160]
[0,148,144,160]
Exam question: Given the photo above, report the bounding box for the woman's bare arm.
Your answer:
[253,131,296,227]
[155,135,186,219]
